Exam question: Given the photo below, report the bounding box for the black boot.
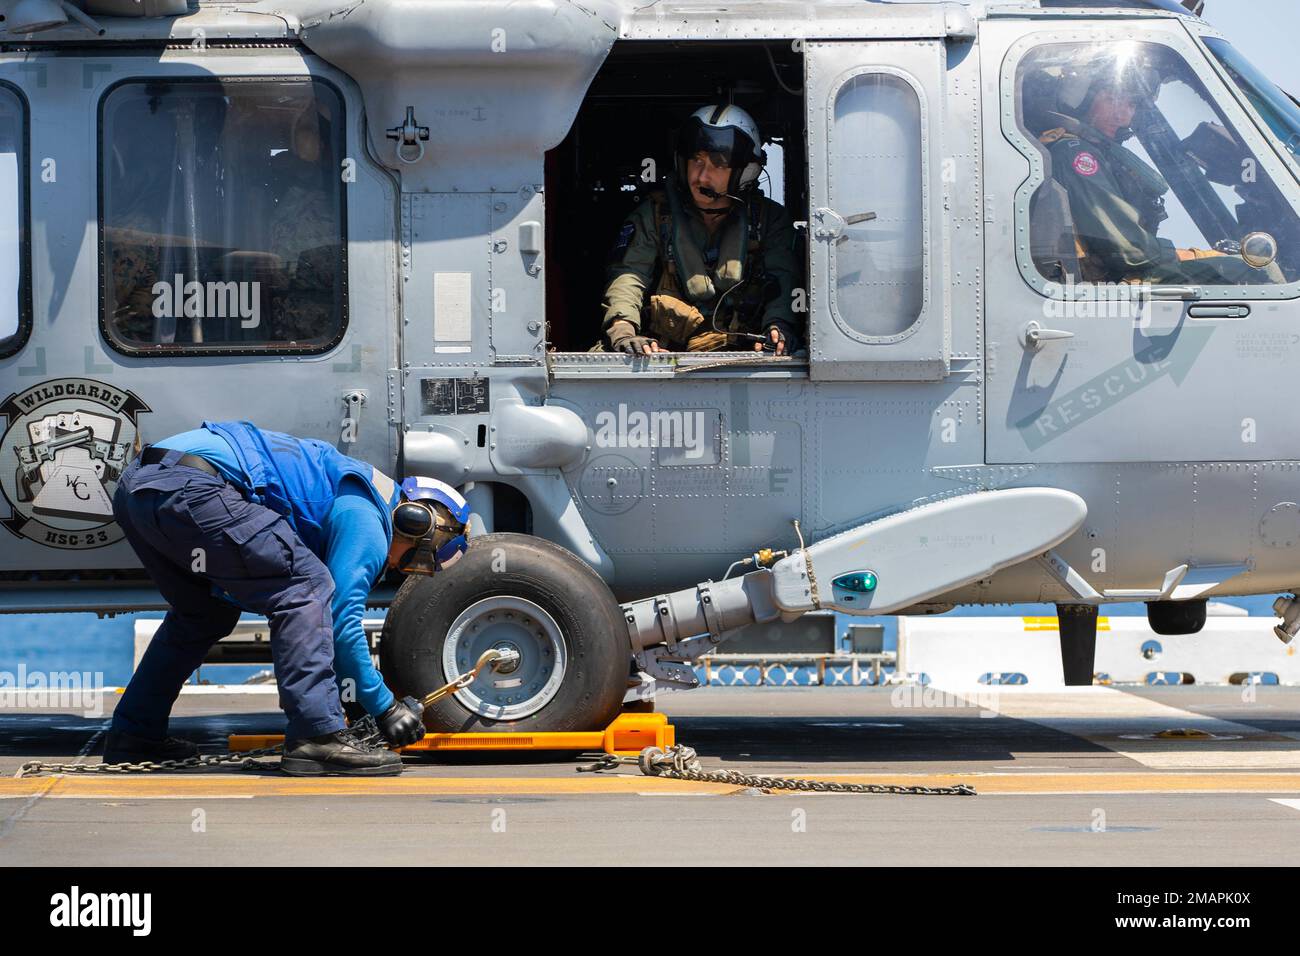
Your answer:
[280,728,403,777]
[102,729,199,765]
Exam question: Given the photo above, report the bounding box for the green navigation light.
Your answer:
[833,571,878,593]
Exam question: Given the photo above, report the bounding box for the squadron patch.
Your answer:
[610,221,635,262]
[1072,152,1100,177]
[0,379,151,550]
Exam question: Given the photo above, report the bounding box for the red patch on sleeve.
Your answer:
[1072,152,1100,177]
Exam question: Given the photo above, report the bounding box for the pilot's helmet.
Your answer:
[391,476,471,575]
[1058,49,1162,124]
[674,104,765,196]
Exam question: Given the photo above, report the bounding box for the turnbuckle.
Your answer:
[420,647,522,709]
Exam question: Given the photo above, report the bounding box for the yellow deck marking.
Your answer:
[1022,616,1111,632]
[3,772,1300,798]
[0,775,740,797]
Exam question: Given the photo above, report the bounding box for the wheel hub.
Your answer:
[490,641,522,674]
[441,596,567,720]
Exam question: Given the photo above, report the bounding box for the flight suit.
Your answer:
[1044,123,1238,285]
[599,179,800,351]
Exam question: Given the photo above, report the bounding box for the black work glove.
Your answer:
[377,695,425,747]
[607,319,661,355]
[755,321,797,356]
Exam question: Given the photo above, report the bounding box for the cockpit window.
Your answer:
[0,84,29,359]
[1015,41,1300,289]
[99,78,346,354]
[1204,38,1300,159]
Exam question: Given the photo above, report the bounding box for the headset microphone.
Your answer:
[698,185,745,203]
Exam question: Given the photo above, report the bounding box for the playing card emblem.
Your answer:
[0,379,151,549]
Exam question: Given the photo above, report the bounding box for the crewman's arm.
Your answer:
[756,199,800,334]
[600,201,661,337]
[323,486,395,717]
[1055,143,1173,278]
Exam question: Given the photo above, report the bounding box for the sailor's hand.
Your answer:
[378,696,425,747]
[609,320,662,355]
[755,324,788,356]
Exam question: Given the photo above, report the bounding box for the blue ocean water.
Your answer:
[1,612,191,686]
[0,595,1283,685]
[0,611,378,686]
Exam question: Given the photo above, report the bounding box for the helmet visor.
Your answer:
[1098,62,1160,101]
[677,119,756,171]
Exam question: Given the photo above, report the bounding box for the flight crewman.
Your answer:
[597,104,801,355]
[1041,57,1244,286]
[104,421,471,776]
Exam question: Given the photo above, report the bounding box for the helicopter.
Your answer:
[3,0,1300,732]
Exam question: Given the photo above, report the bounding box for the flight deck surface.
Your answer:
[3,686,1299,866]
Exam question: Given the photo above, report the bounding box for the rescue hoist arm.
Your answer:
[621,489,1089,687]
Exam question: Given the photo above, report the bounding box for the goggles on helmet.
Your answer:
[391,477,471,575]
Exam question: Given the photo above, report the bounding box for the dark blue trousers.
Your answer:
[111,449,346,741]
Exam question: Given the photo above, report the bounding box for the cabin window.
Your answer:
[1015,40,1300,291]
[828,72,926,338]
[0,84,29,359]
[99,78,347,355]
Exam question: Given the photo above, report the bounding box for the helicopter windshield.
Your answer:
[1204,38,1300,158]
[1015,39,1300,288]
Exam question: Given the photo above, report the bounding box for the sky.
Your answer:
[1203,0,1299,93]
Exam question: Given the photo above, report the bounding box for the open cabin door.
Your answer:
[805,39,950,382]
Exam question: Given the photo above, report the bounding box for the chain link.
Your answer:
[14,714,404,779]
[20,736,975,795]
[15,713,405,779]
[14,644,497,779]
[16,746,285,778]
[343,715,387,750]
[578,745,977,796]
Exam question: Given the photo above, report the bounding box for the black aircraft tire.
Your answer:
[381,533,629,733]
[1146,599,1208,636]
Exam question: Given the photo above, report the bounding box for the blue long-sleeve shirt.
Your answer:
[163,428,248,490]
[322,477,395,716]
[163,430,396,716]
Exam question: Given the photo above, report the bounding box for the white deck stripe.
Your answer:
[937,685,1300,770]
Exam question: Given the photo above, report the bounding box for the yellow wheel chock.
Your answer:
[227,711,675,758]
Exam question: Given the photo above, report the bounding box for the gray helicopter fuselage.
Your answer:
[1,0,1297,616]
